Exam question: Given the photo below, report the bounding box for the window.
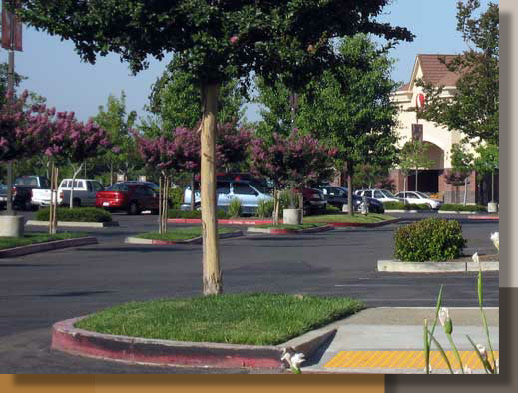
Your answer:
[407,192,417,198]
[381,190,396,198]
[217,182,231,195]
[233,183,256,195]
[92,182,104,191]
[374,191,384,199]
[106,184,128,192]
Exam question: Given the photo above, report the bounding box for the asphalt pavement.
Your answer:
[0,211,499,373]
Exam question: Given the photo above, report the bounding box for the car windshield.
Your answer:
[381,190,396,198]
[105,183,129,192]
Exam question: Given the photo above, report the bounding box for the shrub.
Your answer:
[36,207,112,222]
[228,197,243,218]
[383,201,430,210]
[169,187,184,209]
[167,209,230,219]
[439,204,487,212]
[394,218,466,262]
[278,189,297,209]
[326,204,341,213]
[256,199,274,218]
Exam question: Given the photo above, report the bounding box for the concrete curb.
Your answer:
[167,218,280,225]
[27,220,119,228]
[0,237,98,258]
[51,316,335,369]
[385,209,435,213]
[377,259,499,273]
[437,211,487,215]
[311,218,402,228]
[246,225,334,235]
[125,231,244,245]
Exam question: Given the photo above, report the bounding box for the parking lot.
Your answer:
[0,212,499,373]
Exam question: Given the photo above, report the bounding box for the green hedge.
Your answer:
[439,204,487,212]
[394,218,466,262]
[36,207,112,222]
[167,209,230,219]
[383,201,431,210]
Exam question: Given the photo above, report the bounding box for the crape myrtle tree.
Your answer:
[297,35,401,215]
[446,143,474,205]
[135,134,178,234]
[19,0,412,295]
[250,130,336,224]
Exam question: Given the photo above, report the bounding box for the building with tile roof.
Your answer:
[388,54,497,205]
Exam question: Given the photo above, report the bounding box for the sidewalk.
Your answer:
[293,307,499,374]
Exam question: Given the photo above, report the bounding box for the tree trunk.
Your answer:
[491,171,495,202]
[464,176,468,206]
[190,173,195,211]
[403,174,407,205]
[346,162,353,216]
[69,163,84,208]
[201,83,222,296]
[273,188,279,225]
[415,169,418,191]
[110,162,114,186]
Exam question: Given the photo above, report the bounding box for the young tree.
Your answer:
[447,143,474,205]
[20,0,412,295]
[417,1,499,146]
[399,140,434,192]
[297,35,400,215]
[473,143,498,203]
[93,92,139,185]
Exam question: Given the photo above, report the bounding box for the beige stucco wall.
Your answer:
[391,59,473,169]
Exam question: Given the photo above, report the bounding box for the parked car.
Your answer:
[394,191,443,209]
[96,182,159,214]
[0,183,7,210]
[354,188,402,204]
[299,187,327,215]
[12,176,50,210]
[319,186,384,214]
[182,180,272,215]
[32,178,105,208]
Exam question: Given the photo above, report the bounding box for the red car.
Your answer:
[96,182,159,215]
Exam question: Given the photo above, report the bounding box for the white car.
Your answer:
[182,180,272,215]
[354,188,402,203]
[394,191,443,209]
[32,179,104,207]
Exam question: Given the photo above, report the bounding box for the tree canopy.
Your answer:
[417,1,499,145]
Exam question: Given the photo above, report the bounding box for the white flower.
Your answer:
[476,344,488,361]
[424,365,433,373]
[472,252,480,265]
[438,307,449,327]
[464,366,472,374]
[490,232,499,252]
[291,352,305,369]
[495,359,499,373]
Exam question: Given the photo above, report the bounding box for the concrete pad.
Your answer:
[377,260,467,273]
[26,220,119,228]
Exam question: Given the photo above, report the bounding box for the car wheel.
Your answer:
[128,201,140,215]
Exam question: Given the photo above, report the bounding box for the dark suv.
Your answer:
[96,182,159,214]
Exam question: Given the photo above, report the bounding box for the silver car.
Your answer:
[182,180,272,215]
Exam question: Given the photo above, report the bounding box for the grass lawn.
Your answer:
[304,213,395,224]
[75,293,364,345]
[135,226,237,241]
[255,223,326,230]
[0,232,86,250]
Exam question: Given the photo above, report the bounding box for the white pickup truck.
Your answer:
[31,179,104,208]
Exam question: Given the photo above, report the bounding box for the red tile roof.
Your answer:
[416,54,460,86]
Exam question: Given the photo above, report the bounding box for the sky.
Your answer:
[0,0,493,124]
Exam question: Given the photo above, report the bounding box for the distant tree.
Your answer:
[473,143,498,203]
[93,92,139,184]
[446,143,474,205]
[20,0,412,295]
[417,1,499,146]
[399,140,434,192]
[297,35,400,215]
[144,58,247,137]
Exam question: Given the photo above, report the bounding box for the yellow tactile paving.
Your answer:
[324,350,499,370]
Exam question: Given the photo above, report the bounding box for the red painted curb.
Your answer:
[0,237,98,258]
[52,317,286,369]
[467,215,499,220]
